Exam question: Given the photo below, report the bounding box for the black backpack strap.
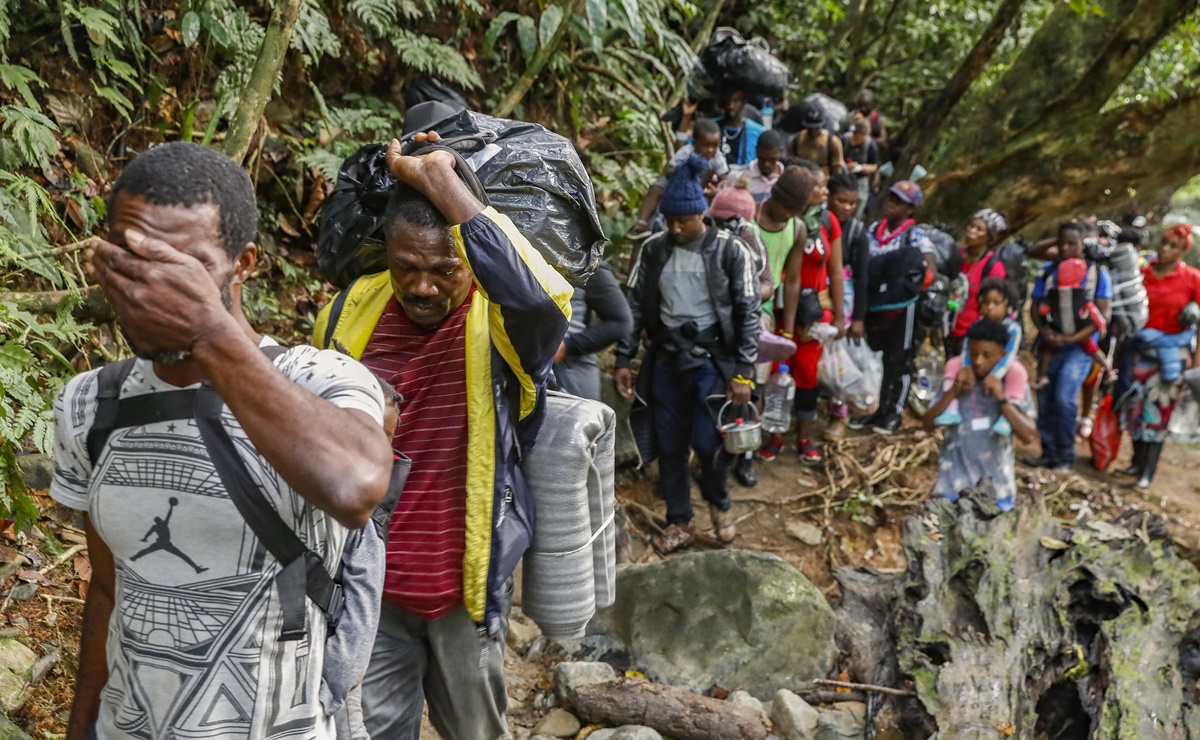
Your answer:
[86,359,137,466]
[322,278,357,349]
[373,454,411,538]
[194,385,344,641]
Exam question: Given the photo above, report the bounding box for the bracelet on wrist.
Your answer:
[732,375,755,389]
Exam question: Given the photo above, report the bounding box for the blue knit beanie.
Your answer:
[659,154,709,217]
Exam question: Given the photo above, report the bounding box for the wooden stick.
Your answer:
[39,544,85,576]
[41,594,85,604]
[811,678,916,697]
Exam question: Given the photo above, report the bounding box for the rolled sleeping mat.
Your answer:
[589,403,617,609]
[521,392,616,639]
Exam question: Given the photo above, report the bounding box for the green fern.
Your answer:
[387,28,482,89]
[0,106,59,168]
[292,0,342,66]
[0,65,45,110]
[348,0,398,36]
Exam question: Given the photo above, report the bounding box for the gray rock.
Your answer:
[831,701,866,719]
[730,689,767,716]
[531,708,581,738]
[600,373,638,467]
[0,714,32,740]
[0,639,37,712]
[786,520,824,547]
[553,661,617,701]
[815,709,866,740]
[15,454,53,491]
[590,727,662,740]
[587,551,837,701]
[5,585,36,602]
[770,690,819,740]
[506,614,541,652]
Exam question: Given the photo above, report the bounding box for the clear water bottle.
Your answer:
[762,365,795,434]
[762,104,775,130]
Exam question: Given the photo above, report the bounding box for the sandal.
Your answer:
[710,505,737,544]
[653,523,694,554]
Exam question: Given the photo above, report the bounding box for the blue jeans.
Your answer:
[651,354,732,525]
[1135,327,1195,382]
[1036,344,1094,466]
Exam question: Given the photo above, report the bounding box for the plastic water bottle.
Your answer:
[762,365,795,434]
[762,104,775,130]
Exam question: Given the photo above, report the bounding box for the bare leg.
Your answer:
[635,184,665,226]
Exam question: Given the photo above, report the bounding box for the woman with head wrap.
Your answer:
[944,208,1010,358]
[1118,223,1200,490]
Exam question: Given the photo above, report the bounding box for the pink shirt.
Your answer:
[944,355,1028,400]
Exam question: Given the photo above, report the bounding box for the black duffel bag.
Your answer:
[316,109,605,288]
[700,27,790,100]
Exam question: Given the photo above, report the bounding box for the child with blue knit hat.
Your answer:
[615,152,761,554]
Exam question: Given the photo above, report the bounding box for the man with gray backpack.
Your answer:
[53,142,398,740]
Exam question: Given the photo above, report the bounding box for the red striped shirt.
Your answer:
[361,292,472,619]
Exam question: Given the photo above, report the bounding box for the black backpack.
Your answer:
[866,231,928,313]
[84,347,409,714]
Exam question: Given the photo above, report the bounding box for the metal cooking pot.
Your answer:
[717,401,762,455]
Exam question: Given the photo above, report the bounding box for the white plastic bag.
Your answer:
[818,338,866,402]
[844,339,882,413]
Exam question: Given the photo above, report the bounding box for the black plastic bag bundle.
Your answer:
[316,110,606,288]
[699,27,790,100]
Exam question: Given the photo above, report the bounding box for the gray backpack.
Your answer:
[84,346,409,715]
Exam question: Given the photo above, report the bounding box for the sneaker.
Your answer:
[1022,456,1052,468]
[934,410,963,427]
[797,438,822,464]
[1050,463,1072,474]
[823,417,847,441]
[758,435,783,462]
[1077,416,1094,439]
[734,455,758,487]
[848,412,878,431]
[624,223,653,241]
[710,504,736,544]
[873,414,903,435]
[653,523,694,554]
[993,416,1012,437]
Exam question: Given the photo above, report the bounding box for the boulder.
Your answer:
[16,454,53,491]
[815,709,865,740]
[729,689,766,716]
[554,661,617,702]
[770,690,819,740]
[0,639,37,712]
[531,708,581,738]
[506,612,541,652]
[587,551,837,700]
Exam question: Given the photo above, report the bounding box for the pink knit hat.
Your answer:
[710,184,756,222]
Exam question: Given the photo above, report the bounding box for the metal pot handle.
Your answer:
[716,399,760,426]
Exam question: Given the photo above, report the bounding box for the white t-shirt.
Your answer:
[51,339,384,740]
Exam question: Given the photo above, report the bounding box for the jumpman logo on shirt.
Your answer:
[130,497,208,574]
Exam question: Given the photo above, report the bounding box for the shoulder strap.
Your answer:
[86,359,138,466]
[194,384,344,641]
[982,251,1001,279]
[322,277,358,349]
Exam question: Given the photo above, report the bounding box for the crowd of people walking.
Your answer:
[47,81,1199,740]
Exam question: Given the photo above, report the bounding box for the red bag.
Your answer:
[1089,394,1121,471]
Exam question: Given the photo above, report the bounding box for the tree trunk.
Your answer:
[492,0,583,118]
[223,0,304,165]
[568,678,769,740]
[924,86,1200,232]
[897,0,1026,174]
[934,0,1198,173]
[920,0,1200,230]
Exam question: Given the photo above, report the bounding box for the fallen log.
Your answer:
[569,678,767,740]
[0,286,112,319]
